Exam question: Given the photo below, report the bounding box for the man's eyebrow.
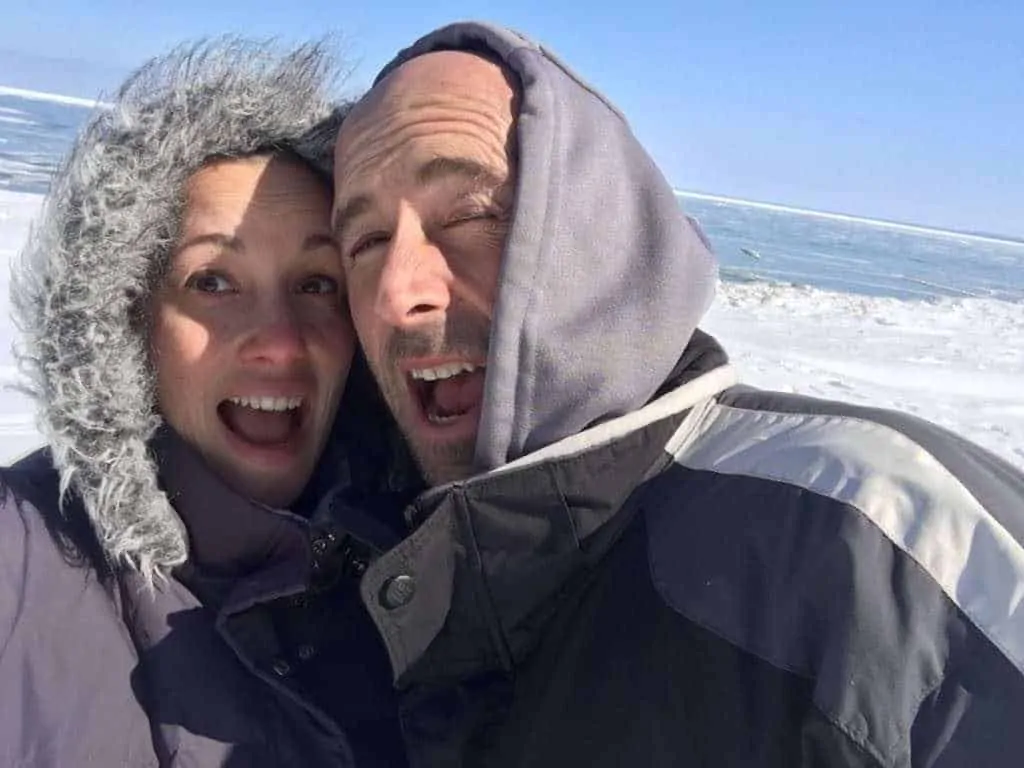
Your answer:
[302,233,340,251]
[175,233,243,253]
[331,157,506,243]
[415,156,504,188]
[332,195,371,244]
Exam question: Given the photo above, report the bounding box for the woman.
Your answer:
[0,39,406,766]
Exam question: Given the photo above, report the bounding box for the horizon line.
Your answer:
[0,83,1020,247]
[0,84,111,110]
[674,190,1023,247]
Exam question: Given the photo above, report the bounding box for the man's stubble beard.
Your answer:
[370,309,490,485]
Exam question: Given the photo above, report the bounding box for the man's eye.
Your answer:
[185,271,235,294]
[298,275,339,295]
[444,210,509,248]
[347,233,389,260]
[446,210,499,227]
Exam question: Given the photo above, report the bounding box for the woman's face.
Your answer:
[152,154,354,507]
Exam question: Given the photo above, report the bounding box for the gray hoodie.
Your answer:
[376,23,719,472]
[11,38,346,583]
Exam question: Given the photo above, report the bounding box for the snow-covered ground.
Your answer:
[704,281,1023,469]
[1,189,1021,470]
[0,190,44,461]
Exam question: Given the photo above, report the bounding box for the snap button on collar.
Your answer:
[379,574,416,609]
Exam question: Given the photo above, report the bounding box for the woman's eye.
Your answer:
[185,271,234,294]
[298,275,339,295]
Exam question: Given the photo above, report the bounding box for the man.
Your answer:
[333,21,1024,766]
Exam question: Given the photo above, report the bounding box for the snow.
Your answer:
[704,281,1023,469]
[0,190,44,462]
[1,189,1021,470]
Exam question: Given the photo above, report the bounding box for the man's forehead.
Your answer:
[344,50,514,129]
[335,51,516,178]
[334,109,509,187]
[384,49,510,94]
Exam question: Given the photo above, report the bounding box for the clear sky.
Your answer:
[1,0,1021,237]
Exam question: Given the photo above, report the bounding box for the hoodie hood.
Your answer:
[375,22,718,471]
[12,38,348,584]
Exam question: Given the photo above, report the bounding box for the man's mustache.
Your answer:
[384,309,491,362]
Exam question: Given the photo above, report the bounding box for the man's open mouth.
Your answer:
[217,396,306,446]
[407,362,486,426]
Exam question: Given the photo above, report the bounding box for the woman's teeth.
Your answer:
[227,396,303,412]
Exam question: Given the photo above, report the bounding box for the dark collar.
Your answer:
[357,332,732,687]
[358,331,733,686]
[652,328,730,399]
[361,407,686,687]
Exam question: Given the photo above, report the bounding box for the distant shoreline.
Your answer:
[0,85,110,110]
[675,190,1024,248]
[0,84,1020,247]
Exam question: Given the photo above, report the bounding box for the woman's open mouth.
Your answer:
[218,396,306,447]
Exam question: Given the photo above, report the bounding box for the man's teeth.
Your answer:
[409,362,482,382]
[427,413,461,425]
[227,396,303,412]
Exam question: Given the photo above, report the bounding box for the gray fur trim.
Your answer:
[11,37,351,585]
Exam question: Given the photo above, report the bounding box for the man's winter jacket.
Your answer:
[343,23,1024,767]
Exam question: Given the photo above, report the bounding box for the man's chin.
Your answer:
[388,399,478,485]
[409,434,478,486]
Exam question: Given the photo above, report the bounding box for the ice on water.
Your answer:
[683,193,1024,303]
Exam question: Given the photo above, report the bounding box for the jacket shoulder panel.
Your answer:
[644,465,1024,764]
[0,449,64,644]
[719,386,1024,545]
[666,396,1024,678]
[0,448,111,582]
[644,464,949,765]
[0,450,154,766]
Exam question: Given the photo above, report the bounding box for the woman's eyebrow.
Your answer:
[176,233,244,253]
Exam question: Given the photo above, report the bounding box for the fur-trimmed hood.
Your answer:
[12,38,349,584]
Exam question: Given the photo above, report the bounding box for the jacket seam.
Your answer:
[811,700,889,768]
[888,649,955,767]
[457,487,515,672]
[649,556,890,767]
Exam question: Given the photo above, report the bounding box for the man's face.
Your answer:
[332,51,518,484]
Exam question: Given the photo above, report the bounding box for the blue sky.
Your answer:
[1,0,1021,237]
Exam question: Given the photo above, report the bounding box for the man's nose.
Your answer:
[374,205,451,329]
[240,296,307,367]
